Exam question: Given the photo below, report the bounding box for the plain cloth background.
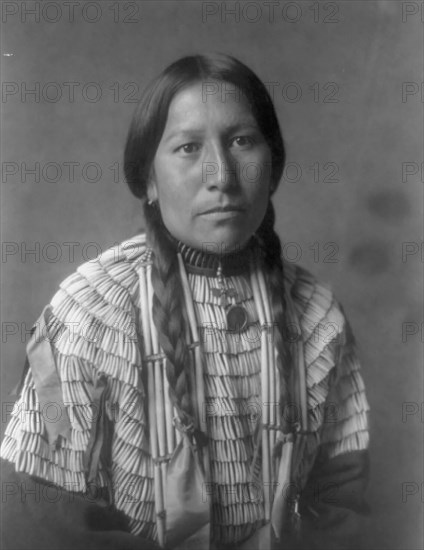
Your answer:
[1,2,422,549]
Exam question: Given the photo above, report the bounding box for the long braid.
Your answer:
[143,203,197,435]
[256,201,293,431]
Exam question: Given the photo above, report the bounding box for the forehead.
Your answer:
[164,81,257,132]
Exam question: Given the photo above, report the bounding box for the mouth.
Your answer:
[200,205,246,215]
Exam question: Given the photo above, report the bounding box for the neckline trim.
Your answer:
[177,239,259,277]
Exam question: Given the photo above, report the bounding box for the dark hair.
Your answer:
[124,53,285,200]
[124,54,291,439]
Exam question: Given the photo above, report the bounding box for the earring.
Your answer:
[147,199,157,206]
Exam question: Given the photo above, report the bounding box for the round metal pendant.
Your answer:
[226,305,248,332]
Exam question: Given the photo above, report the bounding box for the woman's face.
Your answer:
[149,81,272,253]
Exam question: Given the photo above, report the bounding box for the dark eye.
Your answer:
[231,136,254,148]
[177,143,201,154]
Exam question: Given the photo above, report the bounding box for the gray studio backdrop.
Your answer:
[1,1,422,549]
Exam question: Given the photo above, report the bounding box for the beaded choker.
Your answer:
[176,238,258,277]
[177,239,261,331]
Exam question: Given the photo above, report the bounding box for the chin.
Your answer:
[195,228,252,255]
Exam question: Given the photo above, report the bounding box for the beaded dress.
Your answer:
[1,234,370,550]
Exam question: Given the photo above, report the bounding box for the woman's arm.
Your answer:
[1,458,158,550]
[297,313,371,550]
[297,450,369,550]
[1,238,157,549]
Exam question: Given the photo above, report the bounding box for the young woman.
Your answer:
[1,54,370,550]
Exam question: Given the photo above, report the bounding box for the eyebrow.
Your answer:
[163,121,260,143]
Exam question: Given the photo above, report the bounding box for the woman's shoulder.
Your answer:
[48,233,149,329]
[282,260,346,336]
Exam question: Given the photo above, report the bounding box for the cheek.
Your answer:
[158,184,193,220]
[240,149,272,188]
[153,167,194,232]
[153,163,180,203]
[155,169,202,221]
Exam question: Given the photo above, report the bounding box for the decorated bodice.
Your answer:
[180,243,266,544]
[1,234,370,548]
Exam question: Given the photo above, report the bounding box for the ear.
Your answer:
[147,180,158,202]
[147,169,158,203]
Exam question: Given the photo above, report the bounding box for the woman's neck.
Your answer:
[146,219,262,276]
[176,238,258,277]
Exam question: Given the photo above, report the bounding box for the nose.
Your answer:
[202,142,238,191]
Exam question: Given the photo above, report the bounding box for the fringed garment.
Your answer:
[1,234,370,550]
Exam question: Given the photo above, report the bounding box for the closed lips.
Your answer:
[201,205,245,214]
